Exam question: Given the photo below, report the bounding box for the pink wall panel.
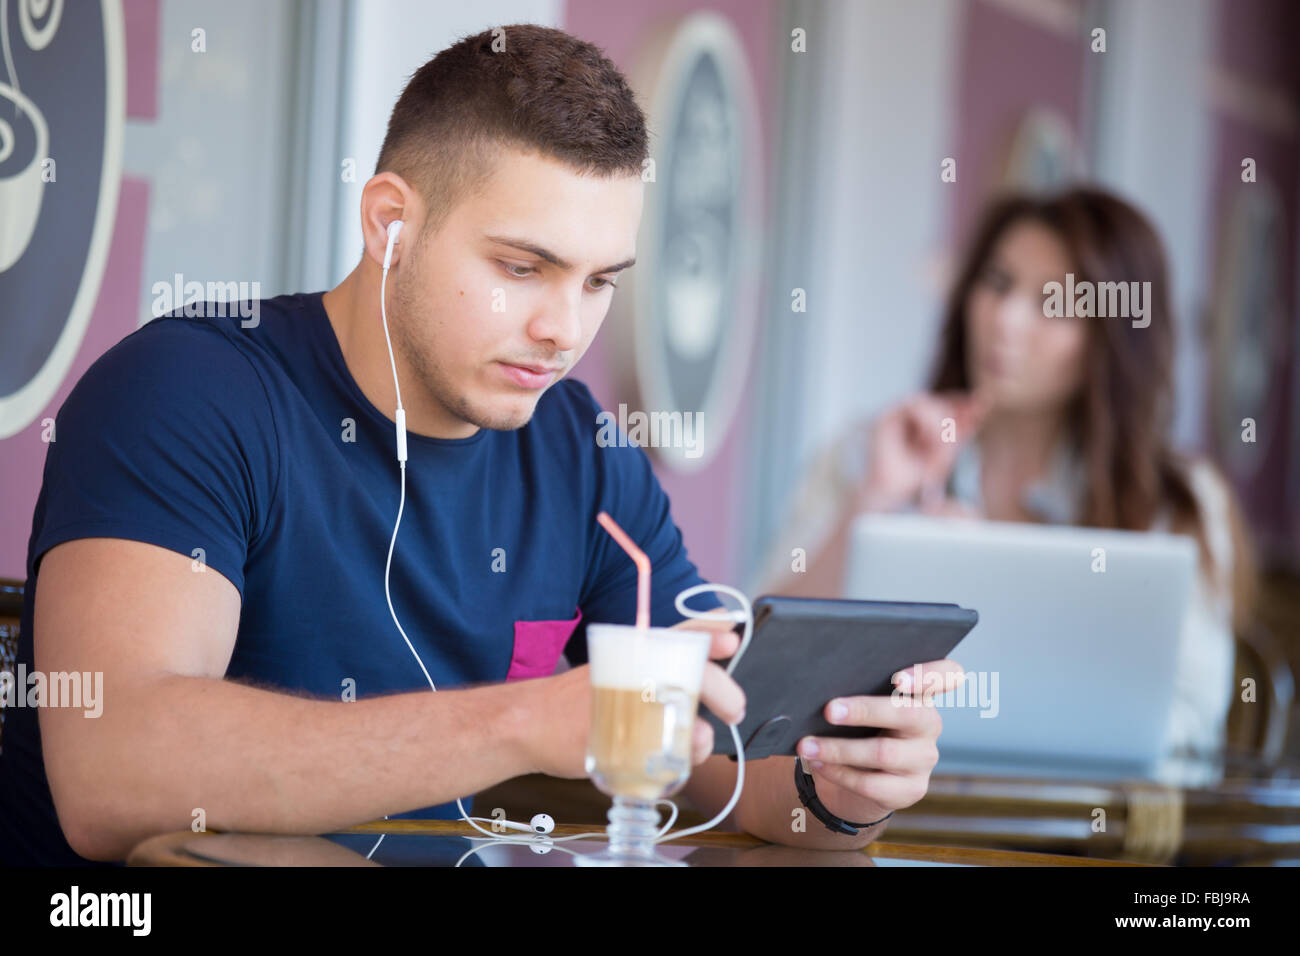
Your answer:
[124,0,160,119]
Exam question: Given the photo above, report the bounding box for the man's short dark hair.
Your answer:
[374,24,648,237]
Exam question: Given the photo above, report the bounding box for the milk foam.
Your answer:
[586,624,710,692]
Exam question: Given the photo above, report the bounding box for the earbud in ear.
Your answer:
[383,219,404,271]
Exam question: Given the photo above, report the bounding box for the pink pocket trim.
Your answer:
[506,607,583,682]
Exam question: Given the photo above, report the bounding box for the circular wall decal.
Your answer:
[0,0,124,438]
[612,11,760,473]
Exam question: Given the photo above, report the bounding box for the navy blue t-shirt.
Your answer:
[0,291,709,865]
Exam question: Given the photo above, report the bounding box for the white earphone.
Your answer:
[380,220,408,465]
[491,813,556,836]
[369,218,750,863]
[383,218,403,271]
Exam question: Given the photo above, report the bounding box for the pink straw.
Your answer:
[596,511,650,630]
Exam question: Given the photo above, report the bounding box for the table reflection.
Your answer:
[128,822,1145,867]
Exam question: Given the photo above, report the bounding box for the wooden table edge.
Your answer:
[127,822,1153,867]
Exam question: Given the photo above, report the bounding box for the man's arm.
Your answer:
[680,754,889,850]
[37,538,538,861]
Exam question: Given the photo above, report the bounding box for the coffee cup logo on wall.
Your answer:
[0,0,124,439]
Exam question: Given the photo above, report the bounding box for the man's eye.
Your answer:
[501,262,535,278]
[587,275,617,292]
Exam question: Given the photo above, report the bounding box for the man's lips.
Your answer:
[497,361,561,389]
[503,361,564,374]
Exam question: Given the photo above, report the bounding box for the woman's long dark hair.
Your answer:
[930,186,1255,628]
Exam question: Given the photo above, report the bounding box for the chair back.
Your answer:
[0,578,25,750]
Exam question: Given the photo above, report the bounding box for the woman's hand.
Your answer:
[856,391,989,513]
[918,495,984,519]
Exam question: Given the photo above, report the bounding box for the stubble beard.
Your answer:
[389,260,538,433]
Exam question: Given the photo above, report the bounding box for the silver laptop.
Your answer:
[844,513,1197,782]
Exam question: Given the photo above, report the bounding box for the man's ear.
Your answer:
[360,171,417,269]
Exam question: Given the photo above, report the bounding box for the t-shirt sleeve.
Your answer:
[564,382,714,665]
[29,317,280,602]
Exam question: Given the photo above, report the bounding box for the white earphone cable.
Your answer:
[373,225,749,862]
[652,585,751,844]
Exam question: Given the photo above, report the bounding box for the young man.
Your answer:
[0,24,958,865]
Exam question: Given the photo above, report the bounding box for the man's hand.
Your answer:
[518,617,745,779]
[672,616,746,765]
[795,658,965,825]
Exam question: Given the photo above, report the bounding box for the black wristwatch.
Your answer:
[794,758,895,836]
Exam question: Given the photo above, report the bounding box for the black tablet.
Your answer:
[703,595,978,760]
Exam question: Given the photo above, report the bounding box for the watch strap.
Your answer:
[794,757,895,836]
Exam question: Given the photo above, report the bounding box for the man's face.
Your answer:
[389,147,644,432]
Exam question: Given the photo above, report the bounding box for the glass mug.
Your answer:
[575,623,711,867]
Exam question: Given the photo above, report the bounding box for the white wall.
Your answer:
[791,0,964,463]
[1089,0,1215,448]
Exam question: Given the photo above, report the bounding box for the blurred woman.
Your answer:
[759,186,1256,773]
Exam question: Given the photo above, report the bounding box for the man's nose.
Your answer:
[529,284,584,352]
